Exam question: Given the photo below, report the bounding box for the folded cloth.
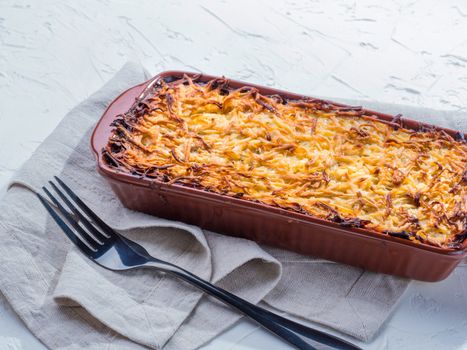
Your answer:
[0,62,464,350]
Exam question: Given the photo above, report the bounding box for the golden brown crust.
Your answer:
[105,75,467,249]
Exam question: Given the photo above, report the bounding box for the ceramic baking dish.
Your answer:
[91,71,467,282]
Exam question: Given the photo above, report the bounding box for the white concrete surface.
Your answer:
[0,0,466,349]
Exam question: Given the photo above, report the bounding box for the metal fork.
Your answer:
[36,176,362,350]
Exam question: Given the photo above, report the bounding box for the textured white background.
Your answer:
[0,0,466,349]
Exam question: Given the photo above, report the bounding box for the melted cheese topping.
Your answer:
[106,76,467,248]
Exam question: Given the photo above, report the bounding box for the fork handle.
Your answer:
[146,260,361,350]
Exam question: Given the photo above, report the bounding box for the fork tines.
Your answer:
[37,177,111,256]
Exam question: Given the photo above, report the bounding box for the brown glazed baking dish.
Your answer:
[91,71,467,282]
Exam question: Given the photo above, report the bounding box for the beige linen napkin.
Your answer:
[0,62,464,349]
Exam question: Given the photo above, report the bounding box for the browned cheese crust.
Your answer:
[104,75,467,249]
